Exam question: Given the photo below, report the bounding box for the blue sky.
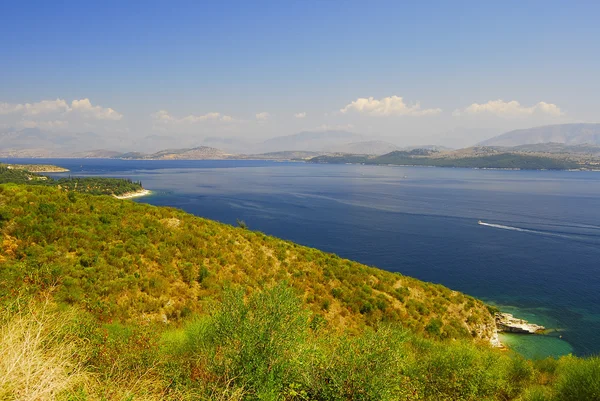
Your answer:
[1,0,598,148]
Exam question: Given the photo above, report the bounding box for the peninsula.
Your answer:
[4,163,70,173]
[0,163,146,196]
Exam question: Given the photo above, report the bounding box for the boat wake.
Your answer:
[478,221,535,233]
[477,220,599,243]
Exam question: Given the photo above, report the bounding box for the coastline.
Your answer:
[113,189,152,199]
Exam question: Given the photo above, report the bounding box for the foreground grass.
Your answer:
[2,286,599,401]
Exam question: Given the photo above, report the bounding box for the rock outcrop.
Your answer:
[495,313,545,334]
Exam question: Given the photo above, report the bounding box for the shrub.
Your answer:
[172,284,311,399]
[309,325,409,401]
[551,355,600,401]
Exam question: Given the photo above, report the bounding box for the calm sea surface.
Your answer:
[5,158,600,358]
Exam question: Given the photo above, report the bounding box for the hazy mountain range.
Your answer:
[479,123,600,147]
[2,123,600,159]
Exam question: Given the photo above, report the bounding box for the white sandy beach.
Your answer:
[113,189,152,199]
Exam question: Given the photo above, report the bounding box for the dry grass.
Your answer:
[0,302,87,401]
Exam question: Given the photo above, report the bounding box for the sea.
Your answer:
[4,158,600,359]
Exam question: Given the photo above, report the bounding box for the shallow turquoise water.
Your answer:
[491,304,574,359]
[499,334,574,359]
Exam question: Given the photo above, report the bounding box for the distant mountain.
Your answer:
[117,151,147,159]
[119,146,232,160]
[202,136,255,153]
[259,130,364,153]
[324,140,400,155]
[247,151,325,160]
[403,145,453,152]
[70,149,124,158]
[500,142,600,155]
[0,147,59,158]
[479,123,600,147]
[0,128,106,151]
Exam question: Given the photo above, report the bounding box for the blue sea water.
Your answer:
[4,158,600,358]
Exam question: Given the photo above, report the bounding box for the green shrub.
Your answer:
[309,325,409,401]
[170,284,311,399]
[552,355,600,401]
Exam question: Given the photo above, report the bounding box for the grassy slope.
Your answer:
[0,184,494,341]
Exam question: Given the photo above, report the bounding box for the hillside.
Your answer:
[480,123,600,147]
[1,184,599,399]
[0,184,495,339]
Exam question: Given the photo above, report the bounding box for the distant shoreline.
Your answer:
[113,189,152,199]
[3,157,600,171]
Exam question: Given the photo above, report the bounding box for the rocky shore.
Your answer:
[495,313,545,334]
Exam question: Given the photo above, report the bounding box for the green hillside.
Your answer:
[0,184,598,400]
[0,184,494,338]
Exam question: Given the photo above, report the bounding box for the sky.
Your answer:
[1,0,599,150]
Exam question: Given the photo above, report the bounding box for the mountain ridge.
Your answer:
[479,123,600,147]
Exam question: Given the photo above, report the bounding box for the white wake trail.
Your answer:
[478,221,533,233]
[477,220,583,241]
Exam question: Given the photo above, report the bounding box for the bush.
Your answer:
[552,355,600,401]
[171,284,311,399]
[309,326,409,401]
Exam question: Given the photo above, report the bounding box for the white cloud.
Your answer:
[294,112,306,119]
[453,100,563,118]
[340,95,442,117]
[151,110,234,125]
[0,99,70,116]
[255,112,270,121]
[0,98,122,120]
[0,98,123,135]
[70,98,123,120]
